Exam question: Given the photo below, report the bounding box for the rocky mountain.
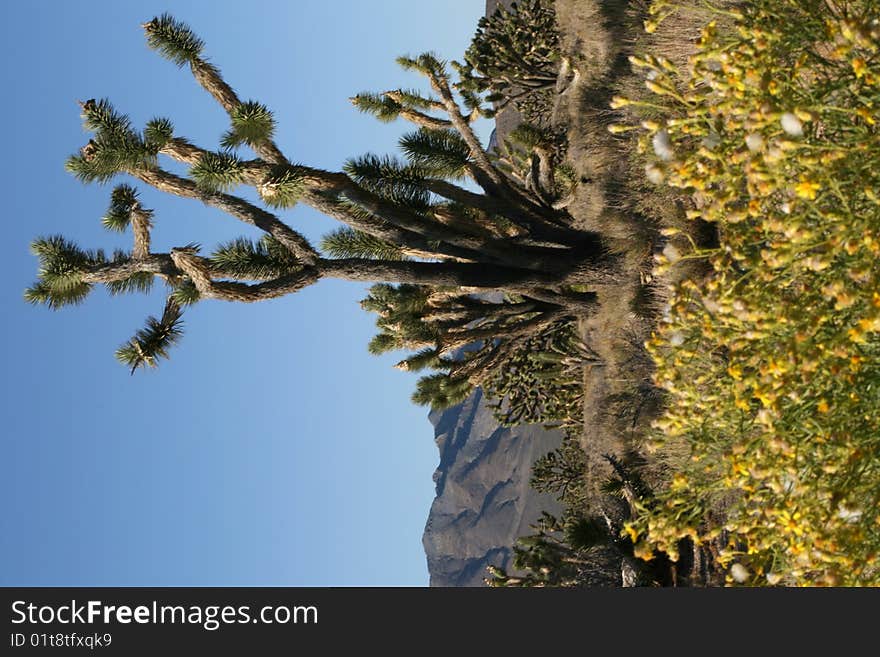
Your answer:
[422,388,564,586]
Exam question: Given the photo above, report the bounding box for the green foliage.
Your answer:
[102,184,141,232]
[360,282,479,409]
[366,332,398,355]
[144,117,175,152]
[486,320,586,427]
[258,164,306,209]
[491,449,668,587]
[23,280,91,309]
[396,52,445,77]
[395,347,446,373]
[222,101,276,149]
[399,128,470,179]
[210,235,300,279]
[105,272,154,296]
[65,137,152,185]
[25,236,104,309]
[508,123,552,151]
[190,151,245,192]
[456,0,560,120]
[360,282,430,315]
[143,13,205,67]
[321,227,408,261]
[411,372,473,409]
[66,99,154,184]
[115,299,184,373]
[389,88,440,111]
[361,283,437,356]
[486,512,610,587]
[553,163,578,200]
[351,92,404,123]
[492,122,568,194]
[169,279,201,307]
[343,154,431,211]
[80,98,132,136]
[351,88,441,123]
[530,433,588,503]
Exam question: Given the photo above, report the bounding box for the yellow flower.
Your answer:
[780,510,805,536]
[852,58,867,79]
[633,542,655,561]
[817,399,830,414]
[624,523,640,542]
[795,179,821,200]
[856,107,876,125]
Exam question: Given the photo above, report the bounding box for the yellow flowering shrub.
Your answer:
[623,0,880,585]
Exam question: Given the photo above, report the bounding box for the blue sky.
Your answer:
[1,1,487,586]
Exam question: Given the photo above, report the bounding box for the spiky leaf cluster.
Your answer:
[395,346,445,372]
[351,92,405,123]
[321,227,408,261]
[24,236,105,309]
[399,128,470,179]
[395,52,446,77]
[169,279,201,307]
[143,13,205,67]
[106,272,154,296]
[344,154,431,211]
[102,184,141,232]
[190,151,245,191]
[361,284,437,354]
[222,101,275,149]
[258,164,306,208]
[351,88,441,124]
[144,117,175,152]
[389,88,440,111]
[80,98,132,136]
[115,299,184,373]
[411,372,472,408]
[66,99,154,184]
[210,235,301,279]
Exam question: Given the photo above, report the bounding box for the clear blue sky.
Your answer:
[1,0,487,586]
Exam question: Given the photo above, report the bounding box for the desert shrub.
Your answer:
[616,0,880,585]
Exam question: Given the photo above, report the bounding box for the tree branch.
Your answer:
[319,258,559,290]
[134,166,319,265]
[189,59,288,165]
[130,206,152,260]
[80,254,177,283]
[171,249,320,302]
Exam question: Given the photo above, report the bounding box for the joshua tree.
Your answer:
[27,14,611,407]
[454,0,561,120]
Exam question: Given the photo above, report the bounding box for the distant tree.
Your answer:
[454,0,561,120]
[485,512,615,587]
[486,321,597,427]
[27,14,607,406]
